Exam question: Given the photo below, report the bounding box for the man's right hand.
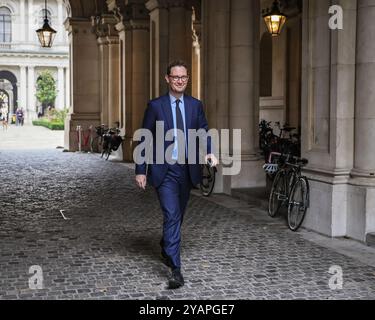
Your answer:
[136,175,147,190]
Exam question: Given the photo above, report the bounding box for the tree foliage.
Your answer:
[36,70,57,107]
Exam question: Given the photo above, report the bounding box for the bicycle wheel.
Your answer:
[287,177,309,231]
[101,138,109,158]
[200,165,216,197]
[268,170,287,218]
[104,140,113,160]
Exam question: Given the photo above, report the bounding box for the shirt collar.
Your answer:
[169,93,184,106]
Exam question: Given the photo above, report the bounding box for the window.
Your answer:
[39,9,52,27]
[0,7,11,43]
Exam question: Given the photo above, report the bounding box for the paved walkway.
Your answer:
[0,126,375,300]
[0,123,64,150]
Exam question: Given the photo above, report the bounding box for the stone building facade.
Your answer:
[61,0,374,244]
[0,0,69,122]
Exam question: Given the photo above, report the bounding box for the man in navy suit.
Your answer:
[135,60,217,289]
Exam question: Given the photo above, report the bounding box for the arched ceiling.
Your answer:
[66,0,108,18]
[66,0,201,19]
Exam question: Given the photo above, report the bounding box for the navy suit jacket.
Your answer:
[135,93,211,188]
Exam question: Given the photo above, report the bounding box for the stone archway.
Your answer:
[0,70,18,114]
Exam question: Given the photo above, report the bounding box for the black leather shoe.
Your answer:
[168,268,184,289]
[161,250,173,268]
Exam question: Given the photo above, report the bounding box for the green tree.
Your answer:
[36,70,57,108]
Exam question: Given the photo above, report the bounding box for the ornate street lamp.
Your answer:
[36,0,57,47]
[263,0,287,37]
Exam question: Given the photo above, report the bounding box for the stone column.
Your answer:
[107,34,120,128]
[168,1,193,95]
[27,66,36,121]
[191,6,201,99]
[127,12,150,161]
[64,18,101,151]
[111,1,150,161]
[228,0,262,189]
[301,0,357,238]
[65,67,70,109]
[146,0,170,97]
[97,35,110,126]
[146,0,193,97]
[20,66,27,113]
[201,0,231,194]
[352,0,375,181]
[115,20,126,131]
[58,0,64,44]
[57,67,65,109]
[20,0,26,42]
[28,0,34,43]
[286,15,302,129]
[93,14,121,128]
[349,0,375,241]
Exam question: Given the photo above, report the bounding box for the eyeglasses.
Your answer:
[168,75,189,83]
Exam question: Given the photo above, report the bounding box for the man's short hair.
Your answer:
[167,60,188,75]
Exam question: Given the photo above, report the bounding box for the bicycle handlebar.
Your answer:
[268,152,308,167]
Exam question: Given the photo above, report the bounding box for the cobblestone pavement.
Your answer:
[1,148,375,300]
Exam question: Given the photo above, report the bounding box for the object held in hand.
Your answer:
[207,158,212,167]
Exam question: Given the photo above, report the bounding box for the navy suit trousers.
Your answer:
[157,164,192,269]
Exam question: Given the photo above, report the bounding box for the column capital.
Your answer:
[97,36,110,46]
[127,3,150,20]
[167,0,193,9]
[108,2,150,31]
[146,0,194,11]
[107,0,127,24]
[115,21,126,33]
[146,0,169,12]
[106,36,120,45]
[108,1,149,22]
[125,19,150,31]
[64,17,92,33]
[192,6,201,46]
[92,14,119,38]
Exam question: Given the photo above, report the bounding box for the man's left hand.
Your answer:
[205,154,218,167]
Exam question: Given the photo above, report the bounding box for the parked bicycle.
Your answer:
[265,152,310,232]
[90,124,107,153]
[101,127,124,160]
[200,159,217,197]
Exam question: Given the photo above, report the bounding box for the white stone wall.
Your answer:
[0,0,69,121]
